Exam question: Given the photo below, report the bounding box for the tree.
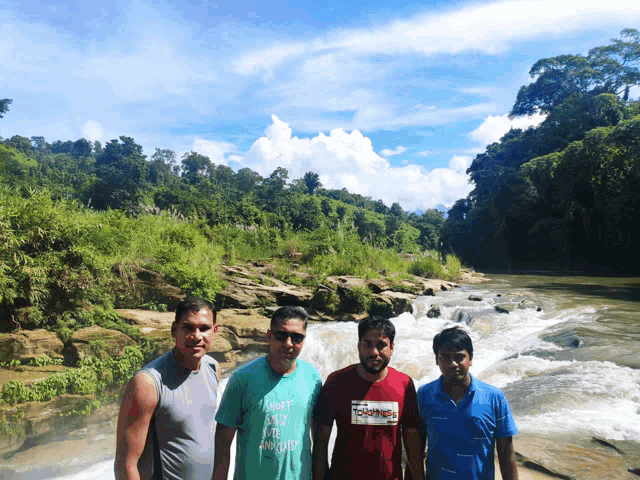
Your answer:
[181,152,212,183]
[236,168,263,192]
[4,135,33,155]
[303,171,322,195]
[149,148,177,185]
[72,138,92,157]
[511,29,640,117]
[30,136,49,153]
[91,136,149,212]
[0,99,12,118]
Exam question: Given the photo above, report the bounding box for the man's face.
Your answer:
[171,308,217,369]
[267,318,306,369]
[358,328,394,375]
[436,346,472,384]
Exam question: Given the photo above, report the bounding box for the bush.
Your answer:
[341,286,372,313]
[407,257,446,279]
[0,345,145,405]
[445,254,462,280]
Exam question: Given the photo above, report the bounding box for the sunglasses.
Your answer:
[272,331,305,344]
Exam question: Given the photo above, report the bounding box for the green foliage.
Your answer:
[445,254,462,280]
[27,355,63,367]
[341,286,372,314]
[0,346,144,405]
[408,257,447,279]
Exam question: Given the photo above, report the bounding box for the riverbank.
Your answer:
[3,269,640,480]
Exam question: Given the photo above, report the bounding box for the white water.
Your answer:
[31,282,640,479]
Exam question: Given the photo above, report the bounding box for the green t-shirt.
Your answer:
[215,356,322,480]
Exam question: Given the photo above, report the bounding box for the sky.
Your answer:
[2,0,640,211]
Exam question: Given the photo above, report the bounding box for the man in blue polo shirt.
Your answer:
[417,327,519,480]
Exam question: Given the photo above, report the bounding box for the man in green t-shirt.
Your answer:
[213,306,322,480]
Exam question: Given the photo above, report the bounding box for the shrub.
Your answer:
[407,257,446,279]
[341,286,372,313]
[445,254,462,280]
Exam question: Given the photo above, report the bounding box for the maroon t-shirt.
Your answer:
[316,365,420,480]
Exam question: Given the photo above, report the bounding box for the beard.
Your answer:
[360,355,389,374]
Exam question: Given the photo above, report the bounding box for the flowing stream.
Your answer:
[4,274,640,479]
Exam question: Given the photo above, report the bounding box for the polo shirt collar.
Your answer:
[435,374,477,400]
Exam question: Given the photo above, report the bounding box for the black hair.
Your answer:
[357,317,395,344]
[174,297,218,324]
[270,306,309,331]
[432,326,473,358]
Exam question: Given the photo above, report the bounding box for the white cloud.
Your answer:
[241,115,472,210]
[82,121,104,142]
[234,0,640,74]
[469,113,546,147]
[449,155,472,172]
[192,138,237,166]
[380,146,407,157]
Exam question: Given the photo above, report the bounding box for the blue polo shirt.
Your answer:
[417,375,518,480]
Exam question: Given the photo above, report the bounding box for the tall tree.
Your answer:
[303,171,322,195]
[510,29,640,117]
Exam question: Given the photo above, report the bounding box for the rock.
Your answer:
[311,286,336,310]
[111,264,184,310]
[518,299,541,311]
[216,273,313,309]
[468,295,483,301]
[515,435,637,480]
[70,327,136,360]
[592,436,625,454]
[365,278,393,294]
[427,306,441,318]
[375,292,413,316]
[217,310,270,352]
[0,330,65,362]
[494,304,517,314]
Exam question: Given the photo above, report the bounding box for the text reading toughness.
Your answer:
[351,400,399,426]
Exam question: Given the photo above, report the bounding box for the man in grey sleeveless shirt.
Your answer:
[115,297,220,480]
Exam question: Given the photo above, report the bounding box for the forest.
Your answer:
[442,28,640,272]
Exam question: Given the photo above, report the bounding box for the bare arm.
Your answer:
[497,437,519,480]
[403,427,425,480]
[114,373,158,480]
[312,424,332,480]
[213,424,236,480]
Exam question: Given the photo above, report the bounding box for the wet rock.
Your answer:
[518,299,540,310]
[0,330,65,363]
[375,292,413,316]
[468,295,483,301]
[515,435,637,480]
[427,306,441,318]
[494,304,517,314]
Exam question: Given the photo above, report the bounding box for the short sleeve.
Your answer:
[400,377,420,429]
[495,392,518,438]
[215,372,245,428]
[314,374,336,427]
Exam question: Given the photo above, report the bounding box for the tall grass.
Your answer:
[445,254,462,280]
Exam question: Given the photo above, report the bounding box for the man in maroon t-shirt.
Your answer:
[313,317,424,480]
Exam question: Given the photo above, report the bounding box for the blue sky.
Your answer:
[3,0,640,210]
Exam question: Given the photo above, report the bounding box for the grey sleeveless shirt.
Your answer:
[137,350,218,480]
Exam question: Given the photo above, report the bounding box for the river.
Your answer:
[4,273,640,479]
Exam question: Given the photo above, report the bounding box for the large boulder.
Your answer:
[70,326,136,360]
[0,330,65,362]
[216,273,313,309]
[217,310,270,352]
[112,264,184,310]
